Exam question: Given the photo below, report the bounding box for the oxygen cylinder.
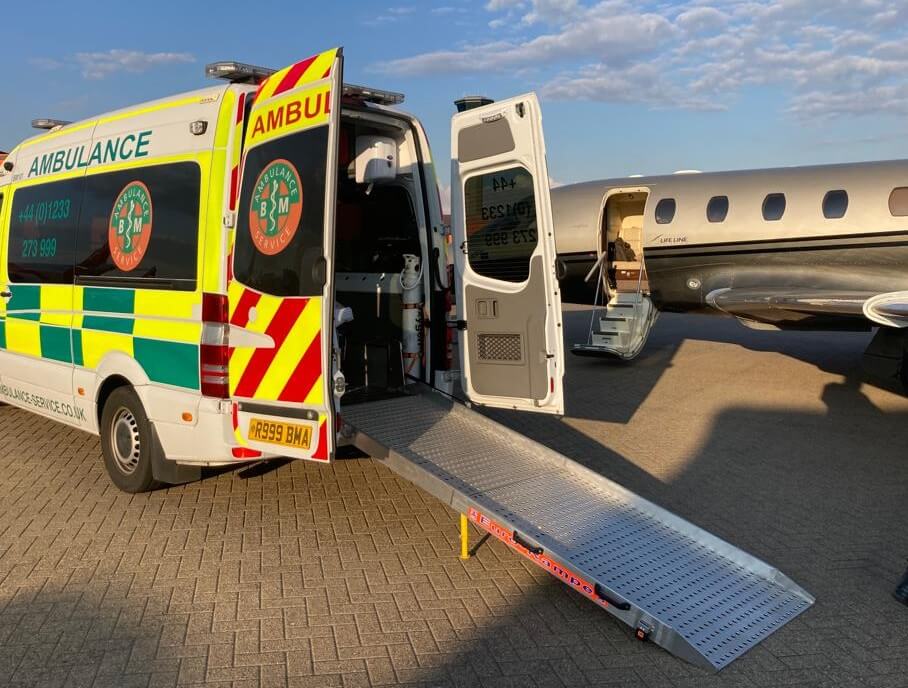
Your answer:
[401,254,423,378]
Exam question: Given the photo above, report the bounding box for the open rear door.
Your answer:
[451,94,564,414]
[228,48,342,461]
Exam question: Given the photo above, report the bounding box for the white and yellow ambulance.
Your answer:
[0,47,565,492]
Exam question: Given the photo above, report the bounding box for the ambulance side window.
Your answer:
[7,179,82,284]
[75,162,200,289]
[463,166,537,283]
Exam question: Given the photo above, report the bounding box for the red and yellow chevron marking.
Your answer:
[227,283,325,404]
[255,48,339,104]
[227,281,329,460]
[245,48,339,149]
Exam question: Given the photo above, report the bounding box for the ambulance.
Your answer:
[0,47,566,492]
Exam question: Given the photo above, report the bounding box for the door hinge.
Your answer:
[223,211,236,228]
[459,241,468,255]
[447,319,468,331]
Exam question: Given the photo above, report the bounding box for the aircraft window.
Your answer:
[654,198,676,224]
[822,190,848,219]
[889,187,908,216]
[707,196,729,223]
[762,193,786,221]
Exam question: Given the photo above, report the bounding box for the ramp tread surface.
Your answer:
[343,392,814,670]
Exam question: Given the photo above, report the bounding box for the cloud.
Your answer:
[377,0,908,119]
[33,50,195,80]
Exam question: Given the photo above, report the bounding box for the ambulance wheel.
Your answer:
[100,386,160,493]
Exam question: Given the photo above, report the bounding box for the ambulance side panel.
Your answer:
[68,89,236,461]
[0,124,95,427]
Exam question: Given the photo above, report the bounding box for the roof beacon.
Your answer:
[206,63,405,106]
[31,118,71,131]
[205,61,276,84]
[343,83,405,106]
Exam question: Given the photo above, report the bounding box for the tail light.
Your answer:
[201,292,229,398]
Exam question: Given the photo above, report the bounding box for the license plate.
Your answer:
[247,417,313,450]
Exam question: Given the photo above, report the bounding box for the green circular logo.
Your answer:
[109,181,153,271]
[249,158,303,255]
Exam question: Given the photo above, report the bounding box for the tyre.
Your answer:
[100,386,160,493]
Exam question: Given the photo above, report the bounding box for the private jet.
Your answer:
[553,160,908,388]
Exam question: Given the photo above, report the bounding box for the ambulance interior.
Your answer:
[333,112,428,402]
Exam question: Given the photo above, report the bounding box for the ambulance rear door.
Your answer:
[228,48,342,461]
[451,93,565,414]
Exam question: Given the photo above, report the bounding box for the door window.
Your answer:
[464,166,537,283]
[8,179,83,284]
[234,127,329,297]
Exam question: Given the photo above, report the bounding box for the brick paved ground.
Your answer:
[0,307,907,687]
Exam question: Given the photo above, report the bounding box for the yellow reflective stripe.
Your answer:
[99,94,214,127]
[39,286,72,326]
[72,287,84,328]
[83,150,209,177]
[17,92,217,152]
[81,330,133,369]
[253,299,319,399]
[133,290,197,320]
[215,90,235,149]
[133,318,200,343]
[11,167,87,189]
[5,320,41,357]
[18,121,97,150]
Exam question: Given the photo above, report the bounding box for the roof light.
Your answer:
[205,61,276,84]
[32,118,71,131]
[343,83,405,106]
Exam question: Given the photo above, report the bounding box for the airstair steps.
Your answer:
[571,259,658,360]
[343,390,814,671]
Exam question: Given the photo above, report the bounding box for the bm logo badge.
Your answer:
[249,159,303,256]
[109,181,153,272]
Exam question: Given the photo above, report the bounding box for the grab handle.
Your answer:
[595,583,631,611]
[512,530,544,555]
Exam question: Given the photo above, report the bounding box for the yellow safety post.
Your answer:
[460,513,470,560]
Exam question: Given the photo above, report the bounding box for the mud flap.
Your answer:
[150,423,201,485]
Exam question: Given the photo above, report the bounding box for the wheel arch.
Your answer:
[92,352,152,426]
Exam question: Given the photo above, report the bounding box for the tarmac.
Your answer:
[0,305,906,687]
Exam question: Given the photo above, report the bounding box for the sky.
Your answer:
[4,0,908,208]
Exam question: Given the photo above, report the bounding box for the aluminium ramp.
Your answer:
[343,391,814,671]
